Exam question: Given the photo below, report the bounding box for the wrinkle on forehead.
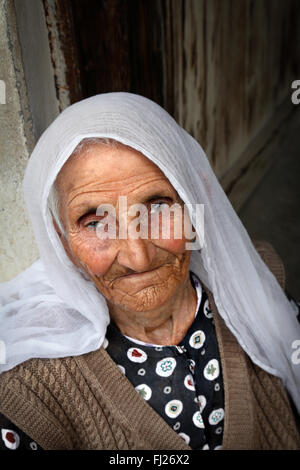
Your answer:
[55,142,177,207]
[66,176,175,209]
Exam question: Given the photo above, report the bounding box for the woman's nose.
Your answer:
[116,238,157,273]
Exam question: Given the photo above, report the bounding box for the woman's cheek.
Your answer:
[155,236,187,254]
[68,233,116,277]
[153,214,190,254]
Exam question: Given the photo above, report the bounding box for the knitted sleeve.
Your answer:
[0,360,74,450]
[249,239,300,448]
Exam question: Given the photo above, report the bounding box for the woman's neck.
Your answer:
[107,275,197,346]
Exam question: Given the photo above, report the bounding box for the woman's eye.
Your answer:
[85,220,101,230]
[149,201,169,214]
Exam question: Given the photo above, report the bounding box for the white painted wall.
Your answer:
[0,0,60,282]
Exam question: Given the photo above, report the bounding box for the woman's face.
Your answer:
[54,141,193,312]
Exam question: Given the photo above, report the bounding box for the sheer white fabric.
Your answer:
[0,92,299,413]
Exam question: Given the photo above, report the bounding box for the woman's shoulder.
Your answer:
[0,355,80,450]
[0,355,69,389]
[0,358,66,418]
[0,353,86,408]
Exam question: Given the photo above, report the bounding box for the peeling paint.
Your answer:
[43,0,71,111]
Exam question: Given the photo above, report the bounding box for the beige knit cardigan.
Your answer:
[0,240,299,450]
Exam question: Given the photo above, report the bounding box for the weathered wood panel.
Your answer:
[162,0,300,180]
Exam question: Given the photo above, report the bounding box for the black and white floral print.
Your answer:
[105,272,225,450]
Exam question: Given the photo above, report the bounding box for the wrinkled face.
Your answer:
[54,141,193,312]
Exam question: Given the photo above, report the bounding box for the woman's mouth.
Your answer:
[117,266,163,280]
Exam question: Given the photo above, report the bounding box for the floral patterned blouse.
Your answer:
[105,272,224,450]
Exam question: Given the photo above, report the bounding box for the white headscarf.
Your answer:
[0,92,299,413]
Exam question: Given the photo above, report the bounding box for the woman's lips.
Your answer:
[96,266,163,285]
[117,266,162,280]
[99,263,174,286]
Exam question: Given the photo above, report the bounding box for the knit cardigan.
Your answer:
[0,240,299,450]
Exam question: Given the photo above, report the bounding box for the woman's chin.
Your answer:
[112,289,173,313]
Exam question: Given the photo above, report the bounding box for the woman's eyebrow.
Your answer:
[145,194,172,201]
[69,202,100,219]
[146,192,183,205]
[140,186,178,202]
[79,207,99,217]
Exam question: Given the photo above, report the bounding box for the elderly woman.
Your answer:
[0,93,299,450]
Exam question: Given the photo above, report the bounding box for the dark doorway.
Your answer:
[62,0,165,107]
